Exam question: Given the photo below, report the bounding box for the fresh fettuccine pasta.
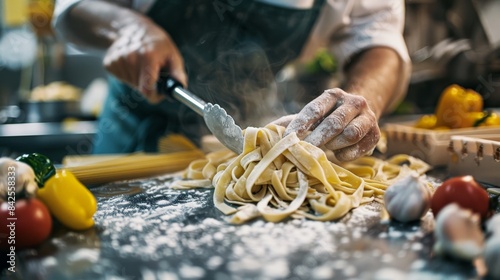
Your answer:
[172,124,430,224]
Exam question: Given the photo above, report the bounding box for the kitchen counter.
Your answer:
[0,121,96,163]
[2,168,496,280]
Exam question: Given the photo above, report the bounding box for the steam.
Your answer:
[181,40,290,130]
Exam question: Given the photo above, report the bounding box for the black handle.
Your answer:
[156,72,183,98]
[155,72,206,116]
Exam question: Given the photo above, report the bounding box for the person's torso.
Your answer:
[147,0,324,127]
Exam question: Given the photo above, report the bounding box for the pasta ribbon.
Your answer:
[172,124,430,223]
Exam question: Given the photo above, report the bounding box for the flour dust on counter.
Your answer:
[12,174,482,280]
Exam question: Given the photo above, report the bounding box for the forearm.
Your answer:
[61,0,148,49]
[342,47,406,119]
[60,0,187,97]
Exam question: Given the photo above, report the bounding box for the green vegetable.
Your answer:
[305,49,337,75]
[16,153,55,187]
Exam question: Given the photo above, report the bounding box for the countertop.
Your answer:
[2,168,497,280]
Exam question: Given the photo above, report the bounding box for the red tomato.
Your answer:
[0,198,52,249]
[430,175,490,220]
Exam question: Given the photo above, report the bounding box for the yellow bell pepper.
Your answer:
[483,112,500,127]
[414,114,437,129]
[439,110,500,128]
[470,111,500,127]
[37,169,97,230]
[459,111,487,128]
[435,84,483,129]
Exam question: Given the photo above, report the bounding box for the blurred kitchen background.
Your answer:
[1,0,500,163]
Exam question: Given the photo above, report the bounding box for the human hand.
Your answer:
[272,88,380,162]
[103,18,187,103]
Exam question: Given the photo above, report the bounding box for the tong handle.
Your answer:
[157,73,206,116]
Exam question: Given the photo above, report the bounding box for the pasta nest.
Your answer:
[173,124,430,224]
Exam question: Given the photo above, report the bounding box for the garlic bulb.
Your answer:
[433,203,484,260]
[0,157,38,199]
[485,236,500,279]
[383,171,432,223]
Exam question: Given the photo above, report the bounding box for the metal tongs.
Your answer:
[157,74,244,154]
